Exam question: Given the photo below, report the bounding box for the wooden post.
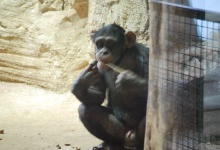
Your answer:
[144,1,202,149]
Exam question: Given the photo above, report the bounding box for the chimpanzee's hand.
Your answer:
[115,70,146,93]
[72,60,101,91]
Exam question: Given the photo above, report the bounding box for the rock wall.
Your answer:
[0,0,149,93]
[0,0,90,93]
[88,0,149,45]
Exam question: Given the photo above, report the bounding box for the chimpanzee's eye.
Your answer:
[96,42,104,49]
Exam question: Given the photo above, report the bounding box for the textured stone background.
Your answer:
[0,0,148,93]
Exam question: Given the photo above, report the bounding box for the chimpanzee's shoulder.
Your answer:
[134,43,149,78]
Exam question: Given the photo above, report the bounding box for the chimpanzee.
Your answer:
[71,24,149,150]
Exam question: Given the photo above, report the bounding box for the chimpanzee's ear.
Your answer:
[89,30,97,42]
[125,31,136,49]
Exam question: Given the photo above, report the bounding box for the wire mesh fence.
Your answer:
[146,0,220,149]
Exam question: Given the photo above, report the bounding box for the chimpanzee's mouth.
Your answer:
[97,55,112,63]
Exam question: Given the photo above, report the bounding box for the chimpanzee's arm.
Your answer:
[71,81,106,105]
[115,70,148,98]
[71,61,106,105]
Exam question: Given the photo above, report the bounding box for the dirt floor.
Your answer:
[0,82,101,150]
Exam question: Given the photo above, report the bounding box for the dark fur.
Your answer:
[71,24,149,149]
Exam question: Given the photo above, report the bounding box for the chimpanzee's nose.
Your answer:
[103,51,109,55]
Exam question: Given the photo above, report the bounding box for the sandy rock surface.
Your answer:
[0,0,91,93]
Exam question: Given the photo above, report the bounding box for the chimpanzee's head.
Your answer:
[92,24,136,66]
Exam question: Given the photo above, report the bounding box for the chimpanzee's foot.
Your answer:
[124,130,142,150]
[92,142,123,150]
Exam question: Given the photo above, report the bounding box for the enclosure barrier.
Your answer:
[145,0,220,149]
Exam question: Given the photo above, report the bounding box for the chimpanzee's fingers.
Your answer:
[92,73,100,79]
[86,72,101,85]
[81,61,98,76]
[117,71,128,80]
[115,81,122,91]
[122,70,133,76]
[84,71,93,79]
[115,76,122,86]
[117,73,123,79]
[86,67,99,78]
[84,69,99,79]
[120,70,138,79]
[86,60,97,71]
[91,78,101,85]
[91,66,99,73]
[89,60,98,66]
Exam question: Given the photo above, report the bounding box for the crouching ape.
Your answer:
[71,24,149,150]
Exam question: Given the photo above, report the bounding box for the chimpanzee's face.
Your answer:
[93,24,126,64]
[95,36,125,64]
